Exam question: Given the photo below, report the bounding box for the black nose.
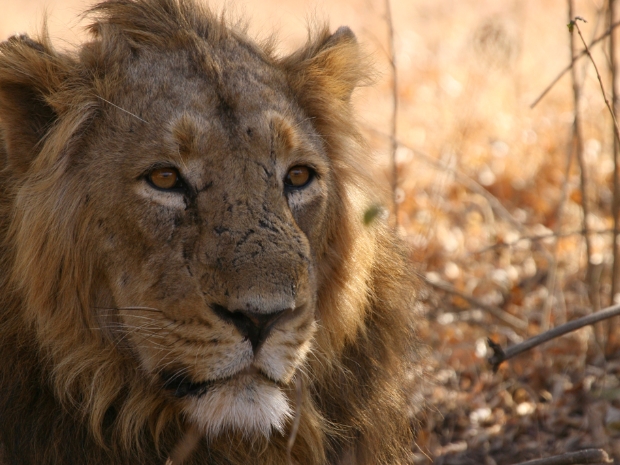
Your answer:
[211,304,290,351]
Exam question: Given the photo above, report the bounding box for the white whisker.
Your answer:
[95,95,149,123]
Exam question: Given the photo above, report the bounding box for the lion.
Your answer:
[0,0,424,464]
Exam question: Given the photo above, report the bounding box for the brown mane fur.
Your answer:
[0,1,424,464]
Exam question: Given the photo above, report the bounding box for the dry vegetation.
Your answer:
[2,0,620,463]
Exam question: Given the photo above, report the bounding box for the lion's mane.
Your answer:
[0,1,423,464]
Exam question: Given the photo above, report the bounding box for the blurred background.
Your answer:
[3,0,620,463]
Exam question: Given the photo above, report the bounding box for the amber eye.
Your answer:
[285,165,313,188]
[148,167,181,190]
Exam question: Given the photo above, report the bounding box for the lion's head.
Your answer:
[0,1,423,464]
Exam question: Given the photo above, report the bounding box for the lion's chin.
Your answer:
[181,374,292,439]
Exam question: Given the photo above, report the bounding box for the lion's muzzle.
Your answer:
[211,303,296,352]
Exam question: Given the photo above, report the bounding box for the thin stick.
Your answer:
[361,126,527,231]
[164,423,202,465]
[510,449,612,465]
[569,9,620,337]
[488,303,620,371]
[471,228,614,255]
[541,128,576,331]
[610,0,620,349]
[423,276,528,331]
[572,16,620,338]
[396,139,525,231]
[531,19,620,108]
[571,19,620,143]
[286,375,303,465]
[384,0,399,227]
[568,12,598,317]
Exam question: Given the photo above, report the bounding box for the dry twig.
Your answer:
[164,424,202,465]
[541,137,575,331]
[384,0,399,227]
[286,375,303,465]
[471,228,614,255]
[362,126,527,231]
[570,18,620,145]
[572,15,620,342]
[568,5,620,351]
[567,13,598,317]
[542,126,578,331]
[488,302,620,371]
[509,448,612,465]
[396,141,525,231]
[423,276,528,331]
[530,19,620,108]
[610,0,620,349]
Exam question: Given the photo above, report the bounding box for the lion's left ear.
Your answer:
[280,26,367,111]
[0,34,74,174]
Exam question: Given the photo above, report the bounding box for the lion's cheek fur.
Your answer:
[314,184,378,355]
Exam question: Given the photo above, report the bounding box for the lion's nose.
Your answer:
[211,304,291,352]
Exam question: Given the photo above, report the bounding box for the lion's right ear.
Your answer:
[280,26,369,109]
[279,26,371,143]
[0,34,73,173]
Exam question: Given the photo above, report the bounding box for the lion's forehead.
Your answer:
[115,39,291,128]
[97,36,329,185]
[110,66,322,173]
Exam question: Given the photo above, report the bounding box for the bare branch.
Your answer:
[423,276,528,331]
[488,303,620,371]
[609,0,620,350]
[470,228,613,255]
[509,449,612,465]
[395,139,525,231]
[286,375,303,465]
[165,424,202,465]
[571,19,620,144]
[567,10,597,317]
[531,19,620,108]
[384,0,399,227]
[362,126,525,232]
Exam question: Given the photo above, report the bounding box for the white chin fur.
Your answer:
[182,376,292,439]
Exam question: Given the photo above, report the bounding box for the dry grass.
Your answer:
[3,0,620,463]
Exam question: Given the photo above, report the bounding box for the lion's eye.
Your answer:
[147,167,182,190]
[284,166,313,188]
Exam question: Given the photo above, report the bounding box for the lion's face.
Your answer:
[0,0,384,457]
[83,42,336,437]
